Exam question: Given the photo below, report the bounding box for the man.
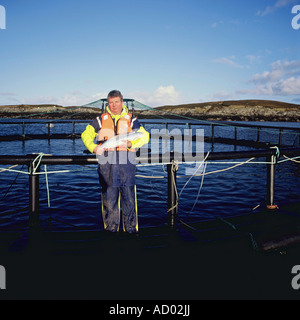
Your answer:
[81,90,149,234]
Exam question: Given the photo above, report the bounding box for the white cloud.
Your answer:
[206,91,237,102]
[245,55,261,65]
[211,20,223,28]
[212,56,243,69]
[0,91,18,97]
[129,85,182,107]
[211,19,239,28]
[273,76,300,95]
[237,77,300,96]
[250,59,300,84]
[4,87,182,107]
[237,59,300,97]
[257,0,297,16]
[0,92,21,104]
[39,86,182,107]
[18,91,108,107]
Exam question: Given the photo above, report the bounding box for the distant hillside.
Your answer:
[0,100,299,121]
[0,104,100,119]
[136,100,300,122]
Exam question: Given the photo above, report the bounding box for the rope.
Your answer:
[44,165,50,208]
[0,165,24,202]
[179,152,210,198]
[217,217,237,231]
[166,153,211,214]
[248,233,259,251]
[190,157,255,177]
[0,164,18,173]
[30,152,45,174]
[189,160,208,212]
[281,155,300,164]
[32,166,96,175]
[136,174,165,179]
[270,146,280,163]
[177,218,198,231]
[0,167,29,175]
[167,160,179,213]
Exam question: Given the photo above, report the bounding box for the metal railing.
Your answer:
[0,147,299,231]
[0,120,299,148]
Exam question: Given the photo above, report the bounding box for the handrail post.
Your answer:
[22,122,25,140]
[266,153,277,210]
[72,121,75,140]
[256,127,260,142]
[28,161,40,230]
[279,128,283,146]
[47,122,51,138]
[167,161,178,230]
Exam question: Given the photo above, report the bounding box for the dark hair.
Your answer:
[107,90,123,101]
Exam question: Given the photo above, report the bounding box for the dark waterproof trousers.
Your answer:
[97,151,138,234]
[101,185,138,233]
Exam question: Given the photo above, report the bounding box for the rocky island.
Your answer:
[0,99,299,122]
[140,100,300,122]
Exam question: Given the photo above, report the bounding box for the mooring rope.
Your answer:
[167,160,179,213]
[280,155,300,164]
[44,165,50,208]
[0,165,24,202]
[30,152,45,174]
[190,160,208,212]
[167,152,211,214]
[179,152,210,198]
[0,164,19,173]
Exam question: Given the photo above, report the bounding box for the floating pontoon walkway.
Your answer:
[1,202,300,300]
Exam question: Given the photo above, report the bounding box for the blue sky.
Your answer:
[0,0,299,107]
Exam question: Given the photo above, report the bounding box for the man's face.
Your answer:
[108,96,123,115]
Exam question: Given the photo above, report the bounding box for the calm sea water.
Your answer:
[0,119,299,232]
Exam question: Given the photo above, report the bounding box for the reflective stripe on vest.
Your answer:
[98,113,134,152]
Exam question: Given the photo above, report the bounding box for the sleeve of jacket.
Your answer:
[130,118,149,149]
[81,124,98,153]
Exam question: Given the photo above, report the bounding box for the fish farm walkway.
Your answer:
[0,199,300,300]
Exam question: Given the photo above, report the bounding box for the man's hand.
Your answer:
[118,140,132,149]
[93,145,105,155]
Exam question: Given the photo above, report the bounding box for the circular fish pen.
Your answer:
[0,99,300,299]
